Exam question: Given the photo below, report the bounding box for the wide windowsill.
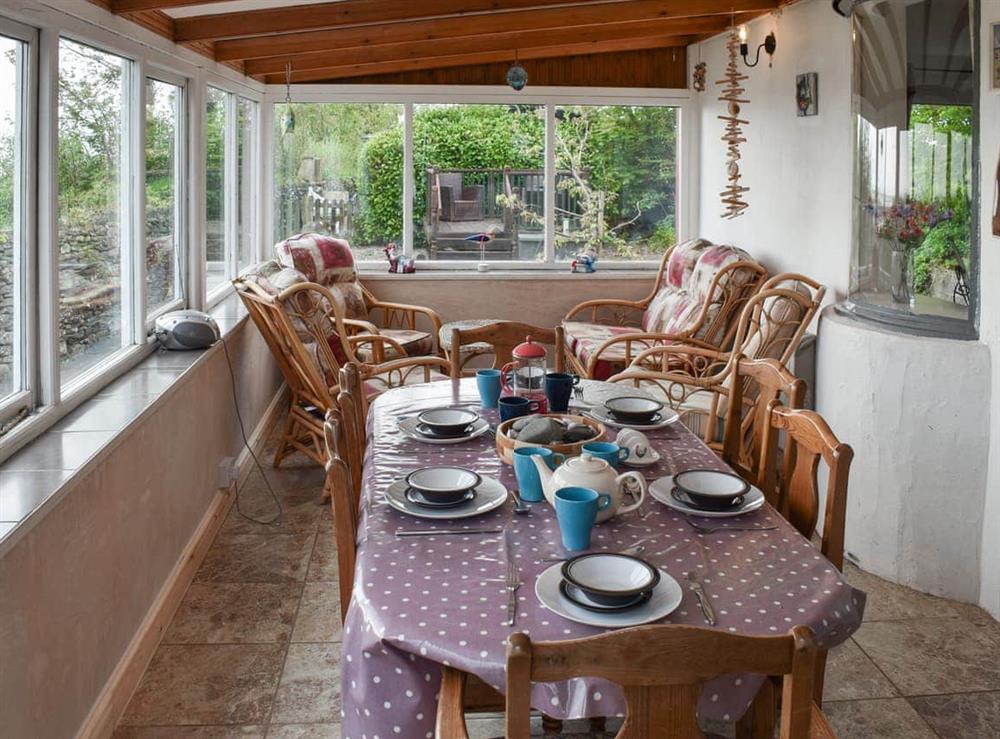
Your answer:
[0,294,249,558]
[360,267,658,281]
[835,298,978,341]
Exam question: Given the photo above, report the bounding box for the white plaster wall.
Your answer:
[977,0,1000,618]
[693,0,997,608]
[692,0,854,301]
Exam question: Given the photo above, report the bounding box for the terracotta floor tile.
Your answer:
[265,725,341,739]
[196,533,315,584]
[291,581,343,643]
[222,495,326,536]
[113,727,266,739]
[823,638,898,701]
[853,618,1000,695]
[271,643,343,724]
[164,583,301,644]
[823,698,937,738]
[845,564,965,621]
[119,644,285,726]
[909,691,1000,737]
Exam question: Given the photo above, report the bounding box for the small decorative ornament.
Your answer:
[281,62,295,135]
[717,27,750,219]
[796,72,818,116]
[383,243,415,274]
[693,62,707,93]
[506,51,527,91]
[570,248,597,273]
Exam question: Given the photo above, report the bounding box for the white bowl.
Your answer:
[416,408,480,436]
[561,553,659,605]
[604,396,664,423]
[406,466,481,496]
[673,469,749,499]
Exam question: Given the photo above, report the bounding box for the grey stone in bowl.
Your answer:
[564,423,598,443]
[516,417,567,444]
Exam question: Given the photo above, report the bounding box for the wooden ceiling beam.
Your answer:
[259,33,692,84]
[175,0,614,42]
[111,0,234,11]
[214,0,775,61]
[245,16,726,75]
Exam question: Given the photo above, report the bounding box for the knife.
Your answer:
[395,527,503,537]
[686,571,717,625]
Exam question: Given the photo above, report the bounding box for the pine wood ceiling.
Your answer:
[96,0,782,84]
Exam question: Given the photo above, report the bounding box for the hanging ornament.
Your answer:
[281,61,296,135]
[717,25,750,219]
[506,51,527,91]
[693,42,706,92]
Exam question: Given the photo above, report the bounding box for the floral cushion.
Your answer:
[563,321,642,381]
[354,329,435,362]
[237,259,305,296]
[642,239,713,332]
[274,233,369,321]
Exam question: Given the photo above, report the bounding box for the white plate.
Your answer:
[398,416,491,445]
[621,448,661,468]
[587,404,680,430]
[650,475,766,518]
[535,563,682,628]
[385,475,508,520]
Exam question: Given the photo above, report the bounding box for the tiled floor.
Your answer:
[115,427,1000,738]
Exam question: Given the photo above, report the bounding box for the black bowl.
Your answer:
[416,408,481,437]
[604,396,665,424]
[674,469,749,510]
[561,553,660,606]
[559,580,653,613]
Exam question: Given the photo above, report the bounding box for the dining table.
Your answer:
[340,378,865,739]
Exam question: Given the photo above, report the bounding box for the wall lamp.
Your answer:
[739,25,777,68]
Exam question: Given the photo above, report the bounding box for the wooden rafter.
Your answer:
[259,33,694,84]
[245,16,726,75]
[213,0,775,61]
[111,0,233,11]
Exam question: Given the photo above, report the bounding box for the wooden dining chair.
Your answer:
[332,362,367,504]
[322,410,358,620]
[436,625,836,739]
[722,358,807,492]
[447,321,565,378]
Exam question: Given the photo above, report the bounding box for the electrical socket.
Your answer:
[217,457,239,489]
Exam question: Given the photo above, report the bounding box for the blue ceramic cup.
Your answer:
[554,486,611,551]
[476,369,502,408]
[499,396,541,422]
[544,372,580,413]
[513,447,565,502]
[582,441,630,469]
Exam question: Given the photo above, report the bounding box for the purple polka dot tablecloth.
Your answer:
[340,379,865,738]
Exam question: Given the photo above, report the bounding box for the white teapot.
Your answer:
[531,453,646,523]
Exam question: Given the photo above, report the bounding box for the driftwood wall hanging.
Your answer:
[717,29,750,219]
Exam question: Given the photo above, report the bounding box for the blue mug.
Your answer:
[513,447,565,502]
[476,369,502,409]
[499,396,541,422]
[554,486,611,551]
[582,441,630,469]
[544,372,580,413]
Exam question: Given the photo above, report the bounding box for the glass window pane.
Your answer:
[58,39,129,385]
[273,102,403,258]
[205,86,227,294]
[0,34,26,402]
[414,104,544,262]
[145,77,182,315]
[554,105,677,262]
[851,0,974,324]
[237,97,256,270]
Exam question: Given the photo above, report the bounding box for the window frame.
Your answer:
[841,1,981,341]
[263,84,694,272]
[0,18,37,428]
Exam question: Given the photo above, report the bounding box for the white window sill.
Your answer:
[359,269,658,281]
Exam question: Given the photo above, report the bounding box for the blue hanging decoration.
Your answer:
[506,52,527,91]
[281,62,296,135]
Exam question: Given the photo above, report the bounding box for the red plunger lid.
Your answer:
[512,336,547,359]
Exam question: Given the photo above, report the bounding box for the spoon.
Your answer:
[510,489,531,515]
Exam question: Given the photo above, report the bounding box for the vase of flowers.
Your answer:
[872,201,952,308]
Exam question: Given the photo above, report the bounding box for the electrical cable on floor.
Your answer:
[220,334,283,526]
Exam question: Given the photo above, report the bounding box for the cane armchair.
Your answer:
[608,274,825,452]
[561,239,767,380]
[274,232,443,363]
[235,263,450,467]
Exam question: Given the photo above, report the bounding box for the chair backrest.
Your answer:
[505,625,818,739]
[643,240,766,349]
[322,411,358,620]
[732,274,825,367]
[759,404,854,570]
[336,362,367,501]
[447,321,565,378]
[722,358,807,487]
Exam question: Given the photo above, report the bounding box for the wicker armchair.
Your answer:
[561,239,767,380]
[274,233,443,363]
[608,274,825,452]
[235,261,450,467]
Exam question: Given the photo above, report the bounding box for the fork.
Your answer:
[686,570,717,625]
[505,561,522,627]
[684,520,778,535]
